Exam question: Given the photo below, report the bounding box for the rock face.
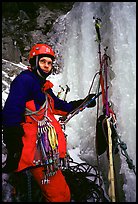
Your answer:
[2,2,74,64]
[2,3,75,202]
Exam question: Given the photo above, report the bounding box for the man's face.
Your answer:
[38,57,53,73]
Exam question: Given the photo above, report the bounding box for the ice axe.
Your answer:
[57,85,65,98]
[63,85,70,101]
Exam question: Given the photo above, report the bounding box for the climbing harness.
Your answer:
[25,94,68,185]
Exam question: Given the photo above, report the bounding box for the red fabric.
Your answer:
[16,94,67,172]
[30,167,71,202]
[47,93,68,116]
[42,80,54,92]
[27,66,32,71]
[99,72,105,105]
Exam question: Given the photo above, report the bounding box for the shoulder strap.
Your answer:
[25,100,47,116]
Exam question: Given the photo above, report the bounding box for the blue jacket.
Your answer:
[2,70,74,127]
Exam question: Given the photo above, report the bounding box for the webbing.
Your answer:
[25,100,46,116]
[107,118,116,202]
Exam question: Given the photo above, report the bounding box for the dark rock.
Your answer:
[2,2,74,62]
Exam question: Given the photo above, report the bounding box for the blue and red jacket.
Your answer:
[3,70,74,127]
[2,70,75,171]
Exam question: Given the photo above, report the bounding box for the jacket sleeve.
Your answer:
[47,89,74,115]
[47,89,96,116]
[2,73,33,127]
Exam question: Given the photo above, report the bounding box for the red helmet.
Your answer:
[29,43,55,63]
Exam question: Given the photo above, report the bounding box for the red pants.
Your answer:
[30,167,71,202]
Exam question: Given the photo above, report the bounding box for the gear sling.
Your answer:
[17,92,70,202]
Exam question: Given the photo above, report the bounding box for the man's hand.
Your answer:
[85,94,96,108]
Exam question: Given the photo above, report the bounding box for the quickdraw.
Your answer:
[25,95,68,185]
[32,113,60,184]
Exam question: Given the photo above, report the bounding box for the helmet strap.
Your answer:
[32,55,52,79]
[30,55,39,70]
[36,66,52,80]
[35,55,39,68]
[37,69,45,79]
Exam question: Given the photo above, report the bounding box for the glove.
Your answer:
[70,93,96,110]
[85,93,96,108]
[2,126,24,173]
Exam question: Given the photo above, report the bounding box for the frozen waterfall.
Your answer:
[48,2,136,202]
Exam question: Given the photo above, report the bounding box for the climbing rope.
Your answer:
[62,156,110,202]
[2,156,110,202]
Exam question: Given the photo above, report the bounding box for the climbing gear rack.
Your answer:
[25,95,69,184]
[93,16,136,202]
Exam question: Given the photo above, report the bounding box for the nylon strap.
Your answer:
[107,118,116,202]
